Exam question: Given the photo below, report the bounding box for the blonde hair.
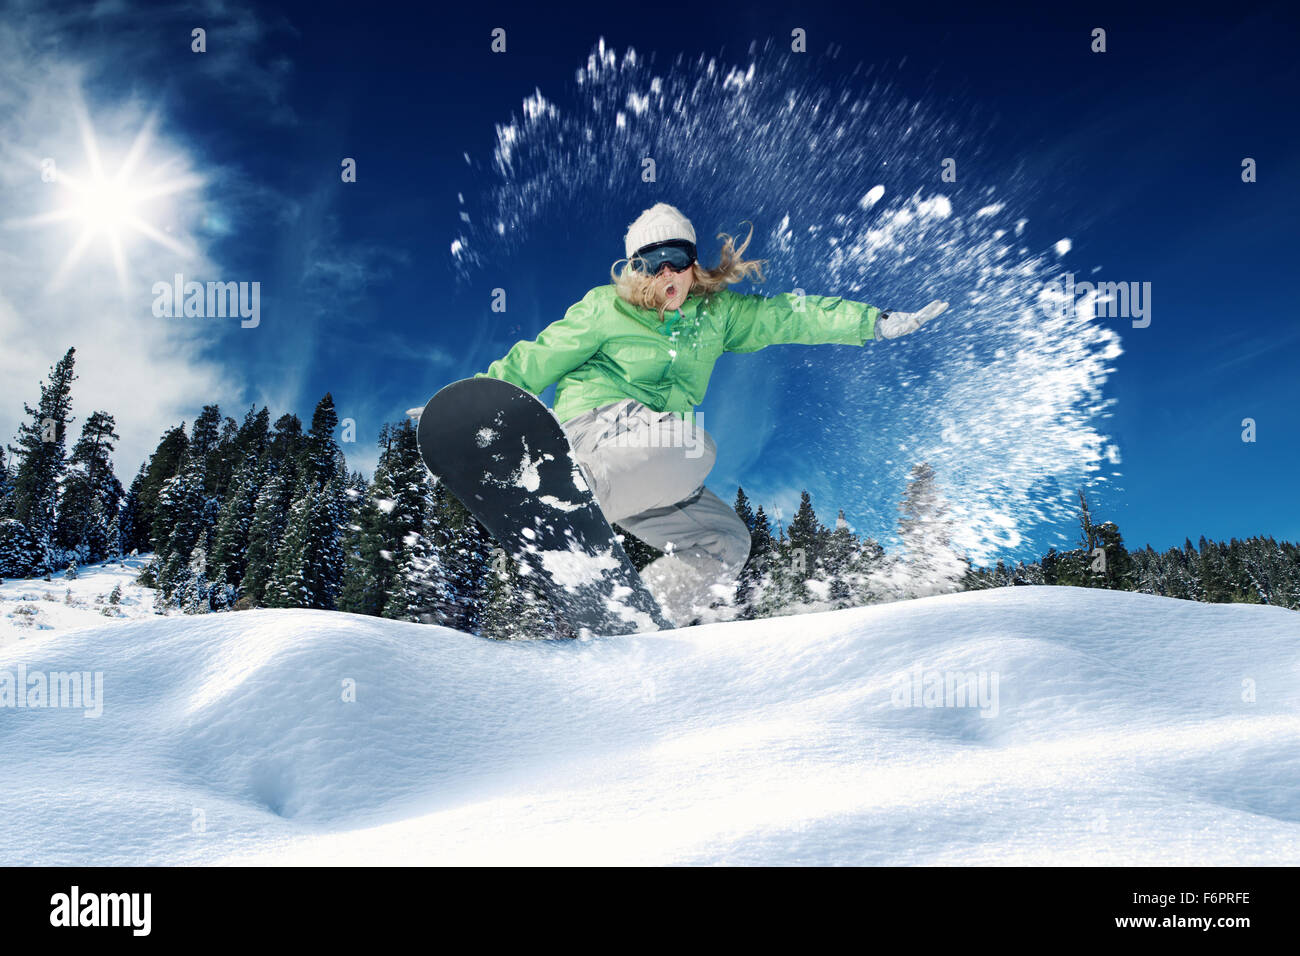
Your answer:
[610,222,766,320]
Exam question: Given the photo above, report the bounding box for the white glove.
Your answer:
[875,299,948,340]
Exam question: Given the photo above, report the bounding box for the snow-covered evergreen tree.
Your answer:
[785,490,827,604]
[421,481,492,632]
[825,510,856,606]
[341,420,434,617]
[241,469,291,606]
[55,410,124,564]
[6,347,77,573]
[893,462,965,599]
[0,448,14,517]
[209,568,234,612]
[209,454,268,590]
[0,518,43,578]
[263,395,348,610]
[732,490,771,616]
[129,425,189,555]
[154,457,211,601]
[180,543,211,614]
[478,549,557,639]
[339,482,388,616]
[383,527,446,622]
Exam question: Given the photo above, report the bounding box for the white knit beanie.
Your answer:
[624,203,696,258]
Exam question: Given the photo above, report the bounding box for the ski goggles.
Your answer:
[629,239,697,275]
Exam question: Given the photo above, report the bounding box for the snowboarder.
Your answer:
[477,202,947,624]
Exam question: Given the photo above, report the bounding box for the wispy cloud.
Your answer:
[0,1,403,482]
[5,0,300,122]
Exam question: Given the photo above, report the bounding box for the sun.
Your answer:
[5,99,203,291]
[68,174,139,235]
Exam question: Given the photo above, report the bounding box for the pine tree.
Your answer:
[1063,488,1107,588]
[1041,547,1060,585]
[188,405,223,464]
[383,526,444,622]
[128,425,189,554]
[116,465,146,555]
[209,455,268,589]
[341,421,436,617]
[0,448,15,518]
[266,478,346,611]
[733,487,756,533]
[154,457,208,599]
[180,543,211,614]
[419,481,493,631]
[263,490,311,608]
[299,394,342,489]
[205,413,241,503]
[263,399,348,611]
[340,489,389,616]
[55,410,124,563]
[824,510,858,606]
[233,406,271,460]
[894,463,965,599]
[846,535,887,605]
[209,568,234,611]
[1198,535,1229,603]
[781,490,826,606]
[734,499,774,617]
[478,549,557,639]
[241,469,291,606]
[268,413,305,474]
[0,518,43,577]
[7,347,78,572]
[1094,521,1135,590]
[786,491,825,565]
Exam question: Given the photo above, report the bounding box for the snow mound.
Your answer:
[1,587,1297,865]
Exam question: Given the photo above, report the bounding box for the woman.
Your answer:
[477,202,947,625]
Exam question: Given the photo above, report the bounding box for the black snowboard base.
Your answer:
[417,377,672,636]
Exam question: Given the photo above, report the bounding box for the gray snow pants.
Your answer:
[561,399,751,607]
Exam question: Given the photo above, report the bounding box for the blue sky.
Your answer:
[1,0,1296,562]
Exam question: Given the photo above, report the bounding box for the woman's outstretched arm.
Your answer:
[718,288,946,352]
[475,287,605,395]
[718,289,881,352]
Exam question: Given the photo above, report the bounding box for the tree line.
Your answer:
[3,348,1297,636]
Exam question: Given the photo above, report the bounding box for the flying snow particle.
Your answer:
[540,542,621,590]
[860,185,886,209]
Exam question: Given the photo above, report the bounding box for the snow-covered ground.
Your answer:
[1,576,1297,865]
[0,554,159,645]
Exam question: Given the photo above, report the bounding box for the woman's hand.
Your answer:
[875,299,948,340]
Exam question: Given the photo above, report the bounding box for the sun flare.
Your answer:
[4,101,203,291]
[67,174,139,235]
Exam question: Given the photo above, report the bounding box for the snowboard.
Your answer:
[416,377,672,636]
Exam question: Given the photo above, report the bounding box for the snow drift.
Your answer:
[1,586,1297,865]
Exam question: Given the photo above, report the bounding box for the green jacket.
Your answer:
[476,284,880,424]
